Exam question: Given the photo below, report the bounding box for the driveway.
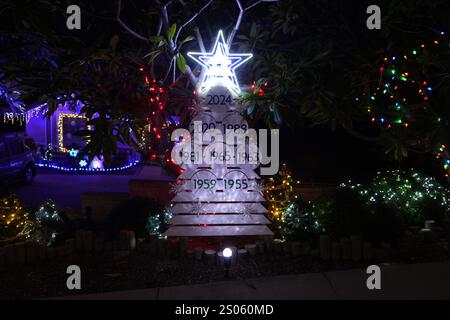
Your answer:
[11,165,174,210]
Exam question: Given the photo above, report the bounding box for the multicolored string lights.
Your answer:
[366,31,450,178]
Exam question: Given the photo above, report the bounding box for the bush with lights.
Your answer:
[0,193,34,243]
[263,164,323,240]
[342,170,450,227]
[146,209,173,237]
[281,197,323,241]
[264,163,301,233]
[31,199,64,246]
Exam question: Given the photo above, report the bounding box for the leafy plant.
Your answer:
[315,188,371,239]
[314,187,405,244]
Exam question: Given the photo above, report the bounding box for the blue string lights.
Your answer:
[36,159,140,173]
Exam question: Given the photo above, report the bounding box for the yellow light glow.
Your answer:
[57,113,91,152]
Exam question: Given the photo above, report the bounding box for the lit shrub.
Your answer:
[281,197,322,241]
[343,170,450,227]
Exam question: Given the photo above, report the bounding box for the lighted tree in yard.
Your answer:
[264,164,299,222]
[264,163,301,235]
[0,193,33,243]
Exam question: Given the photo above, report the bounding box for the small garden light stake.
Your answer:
[223,247,233,278]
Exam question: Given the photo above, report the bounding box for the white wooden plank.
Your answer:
[163,225,273,237]
[169,214,271,225]
[171,190,264,202]
[170,202,267,214]
[189,112,248,134]
[179,167,261,180]
[177,180,260,193]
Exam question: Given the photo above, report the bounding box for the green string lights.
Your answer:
[146,209,172,237]
[341,170,450,227]
[281,199,323,241]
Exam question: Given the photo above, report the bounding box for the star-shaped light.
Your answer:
[68,148,79,157]
[187,30,252,96]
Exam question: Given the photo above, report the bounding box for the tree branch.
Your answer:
[227,0,244,48]
[245,0,263,11]
[185,65,198,85]
[227,0,278,48]
[156,17,163,36]
[160,1,173,31]
[116,0,149,42]
[158,0,177,81]
[174,0,214,45]
[345,127,380,142]
[194,26,206,53]
[162,57,174,82]
[150,17,164,78]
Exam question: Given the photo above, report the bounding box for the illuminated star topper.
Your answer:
[187,30,253,96]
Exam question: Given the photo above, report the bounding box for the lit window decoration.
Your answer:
[58,113,90,152]
[187,30,253,96]
[68,148,79,157]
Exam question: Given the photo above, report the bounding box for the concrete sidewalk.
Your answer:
[59,261,450,300]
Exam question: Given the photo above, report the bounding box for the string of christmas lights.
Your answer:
[36,159,140,172]
[146,209,173,237]
[0,193,33,242]
[138,67,165,158]
[264,163,300,228]
[341,169,450,226]
[57,113,90,152]
[366,31,450,177]
[281,199,323,241]
[32,199,62,246]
